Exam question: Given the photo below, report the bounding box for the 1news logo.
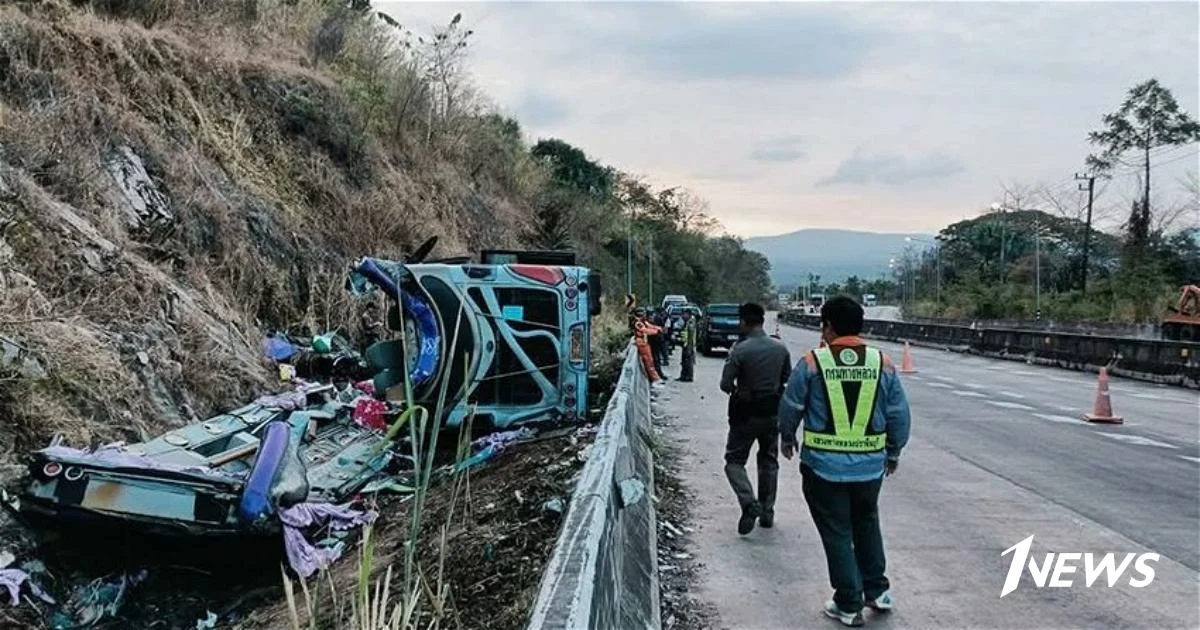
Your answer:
[1000,535,1159,598]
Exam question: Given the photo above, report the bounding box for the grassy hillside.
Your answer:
[0,0,547,458]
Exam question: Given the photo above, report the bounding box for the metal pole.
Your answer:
[935,242,941,306]
[1076,173,1095,295]
[626,209,633,295]
[647,233,653,306]
[1035,214,1041,319]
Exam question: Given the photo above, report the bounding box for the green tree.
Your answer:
[1086,79,1200,250]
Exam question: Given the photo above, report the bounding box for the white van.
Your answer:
[862,294,877,307]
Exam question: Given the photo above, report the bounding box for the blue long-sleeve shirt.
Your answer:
[778,336,912,482]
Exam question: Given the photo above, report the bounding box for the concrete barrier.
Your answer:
[528,345,661,630]
[779,310,1200,389]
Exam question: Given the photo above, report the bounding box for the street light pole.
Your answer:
[1034,214,1041,319]
[626,208,633,296]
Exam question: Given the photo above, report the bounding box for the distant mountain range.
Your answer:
[744,228,935,288]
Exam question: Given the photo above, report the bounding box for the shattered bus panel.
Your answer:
[16,384,393,537]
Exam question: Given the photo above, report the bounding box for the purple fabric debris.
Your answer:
[279,502,376,579]
[470,427,536,453]
[0,568,55,606]
[37,444,244,480]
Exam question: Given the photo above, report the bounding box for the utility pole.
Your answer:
[1034,213,1041,319]
[626,208,634,295]
[647,232,654,306]
[1075,172,1096,296]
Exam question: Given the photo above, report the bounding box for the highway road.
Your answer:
[658,312,1199,629]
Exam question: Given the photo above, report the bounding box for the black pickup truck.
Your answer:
[698,303,742,355]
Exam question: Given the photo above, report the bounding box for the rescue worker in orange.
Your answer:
[631,307,666,387]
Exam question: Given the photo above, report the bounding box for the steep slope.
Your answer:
[745,228,933,285]
[0,0,532,456]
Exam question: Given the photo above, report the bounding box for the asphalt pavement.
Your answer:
[658,312,1200,629]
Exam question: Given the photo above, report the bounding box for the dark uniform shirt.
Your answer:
[720,329,792,402]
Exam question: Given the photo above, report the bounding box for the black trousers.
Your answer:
[801,464,889,613]
[724,415,779,516]
[679,348,694,381]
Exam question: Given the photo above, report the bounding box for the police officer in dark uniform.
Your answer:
[719,302,792,535]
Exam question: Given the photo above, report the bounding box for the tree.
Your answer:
[1086,79,1200,250]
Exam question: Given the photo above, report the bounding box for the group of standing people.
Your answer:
[630,305,697,385]
[717,298,912,627]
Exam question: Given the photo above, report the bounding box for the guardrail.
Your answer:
[779,310,1200,389]
[528,345,661,630]
[899,314,1158,340]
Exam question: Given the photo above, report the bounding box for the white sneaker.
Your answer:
[866,590,894,612]
[823,601,864,627]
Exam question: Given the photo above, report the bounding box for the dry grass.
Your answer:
[0,0,537,473]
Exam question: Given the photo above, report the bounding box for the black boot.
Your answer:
[738,502,761,535]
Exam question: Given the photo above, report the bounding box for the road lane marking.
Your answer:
[1033,413,1084,425]
[986,400,1035,411]
[933,375,957,382]
[1179,456,1200,464]
[1012,370,1040,376]
[954,391,986,398]
[926,382,953,389]
[998,390,1027,399]
[962,382,986,389]
[1097,433,1178,449]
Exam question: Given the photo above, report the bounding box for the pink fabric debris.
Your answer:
[352,398,389,431]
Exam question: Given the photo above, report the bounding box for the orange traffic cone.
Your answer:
[1084,367,1123,424]
[899,342,918,374]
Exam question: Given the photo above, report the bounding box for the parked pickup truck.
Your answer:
[698,303,742,355]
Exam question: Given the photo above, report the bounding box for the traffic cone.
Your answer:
[899,342,918,374]
[1084,367,1123,424]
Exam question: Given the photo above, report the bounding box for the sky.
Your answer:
[378,1,1200,238]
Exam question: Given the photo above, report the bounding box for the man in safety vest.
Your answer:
[778,296,911,627]
[677,310,697,382]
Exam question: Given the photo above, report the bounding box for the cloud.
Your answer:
[540,3,881,82]
[817,149,967,187]
[748,135,806,163]
[514,89,570,127]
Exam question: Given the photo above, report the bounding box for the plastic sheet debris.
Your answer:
[50,570,146,629]
[195,611,218,629]
[359,477,414,495]
[617,478,646,508]
[279,502,376,579]
[0,568,54,607]
[454,444,497,472]
[262,335,299,362]
[542,498,565,517]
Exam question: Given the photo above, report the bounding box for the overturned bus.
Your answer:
[10,249,600,539]
[349,248,601,429]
